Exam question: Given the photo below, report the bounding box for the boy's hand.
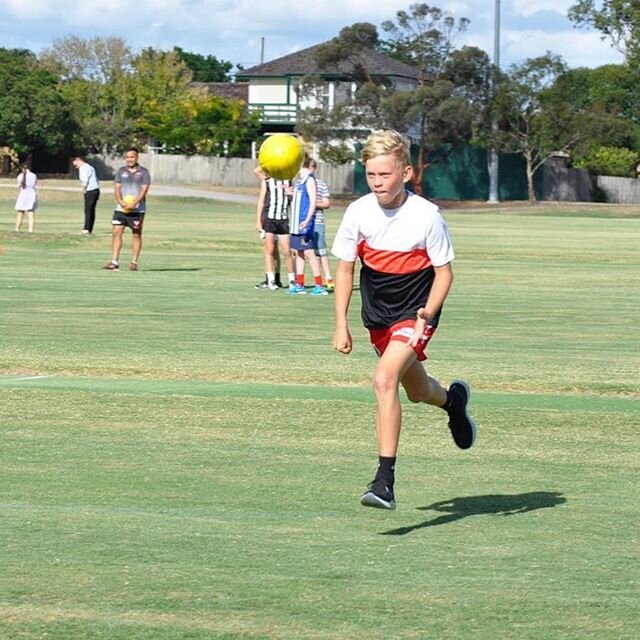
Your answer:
[333,327,352,354]
[408,315,428,348]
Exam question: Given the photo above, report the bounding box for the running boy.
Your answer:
[331,130,476,510]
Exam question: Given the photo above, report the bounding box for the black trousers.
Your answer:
[84,188,100,233]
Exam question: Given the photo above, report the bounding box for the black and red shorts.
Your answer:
[369,319,437,362]
[112,210,145,230]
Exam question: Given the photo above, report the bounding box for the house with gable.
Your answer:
[234,42,420,135]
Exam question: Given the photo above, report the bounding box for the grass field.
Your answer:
[1,184,639,639]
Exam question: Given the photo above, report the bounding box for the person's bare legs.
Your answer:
[361,340,418,509]
[278,235,294,276]
[304,250,323,280]
[15,211,24,231]
[401,360,447,407]
[264,233,277,273]
[131,229,142,264]
[403,354,476,450]
[295,251,306,283]
[372,341,420,457]
[27,211,35,233]
[111,225,124,263]
[320,255,333,282]
[273,241,281,280]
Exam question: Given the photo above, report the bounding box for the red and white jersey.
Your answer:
[332,191,454,329]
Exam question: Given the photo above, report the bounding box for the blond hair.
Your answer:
[361,130,412,167]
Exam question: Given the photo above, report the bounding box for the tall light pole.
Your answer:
[488,0,501,203]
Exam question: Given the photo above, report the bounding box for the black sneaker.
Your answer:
[446,380,476,449]
[274,275,283,288]
[255,278,268,289]
[360,478,396,510]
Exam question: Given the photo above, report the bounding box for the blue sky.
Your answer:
[0,0,624,71]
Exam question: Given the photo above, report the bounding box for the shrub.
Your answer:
[574,146,639,177]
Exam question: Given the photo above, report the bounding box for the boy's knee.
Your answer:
[373,369,399,395]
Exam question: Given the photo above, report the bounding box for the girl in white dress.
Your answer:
[15,163,38,233]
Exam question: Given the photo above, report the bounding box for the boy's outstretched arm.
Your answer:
[333,259,355,354]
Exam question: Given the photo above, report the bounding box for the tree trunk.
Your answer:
[525,151,536,205]
[413,145,425,196]
[412,119,428,196]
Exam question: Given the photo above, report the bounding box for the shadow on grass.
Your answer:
[381,491,566,536]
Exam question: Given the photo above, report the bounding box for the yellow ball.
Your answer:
[123,194,136,211]
[258,134,304,181]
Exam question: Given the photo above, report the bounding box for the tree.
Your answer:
[0,48,75,160]
[381,3,469,81]
[492,53,574,203]
[380,3,476,193]
[568,1,640,61]
[546,63,640,163]
[574,145,638,176]
[173,47,233,82]
[40,36,137,152]
[296,23,395,161]
[297,10,485,192]
[551,63,640,123]
[128,47,194,146]
[40,35,133,83]
[314,23,381,84]
[141,88,260,156]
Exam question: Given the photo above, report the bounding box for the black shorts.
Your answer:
[263,218,290,235]
[113,210,145,230]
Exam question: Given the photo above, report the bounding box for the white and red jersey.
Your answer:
[331,191,454,329]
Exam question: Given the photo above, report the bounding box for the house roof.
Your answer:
[237,42,419,81]
[191,82,249,102]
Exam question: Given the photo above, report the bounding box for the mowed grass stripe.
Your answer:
[0,374,638,412]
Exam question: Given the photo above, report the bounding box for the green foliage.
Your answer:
[315,22,380,80]
[543,62,640,164]
[173,46,233,82]
[39,36,252,155]
[142,89,260,155]
[319,141,356,164]
[552,63,640,123]
[574,145,639,176]
[299,8,485,184]
[378,5,480,192]
[39,35,133,83]
[568,0,640,59]
[380,3,470,79]
[41,37,139,152]
[492,53,572,202]
[0,48,75,159]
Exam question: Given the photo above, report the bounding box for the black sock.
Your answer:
[376,456,396,485]
[441,388,452,411]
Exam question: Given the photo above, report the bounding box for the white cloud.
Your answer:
[0,0,626,69]
[3,0,55,19]
[512,0,573,17]
[502,28,623,68]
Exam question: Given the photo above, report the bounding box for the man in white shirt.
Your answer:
[72,155,101,234]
